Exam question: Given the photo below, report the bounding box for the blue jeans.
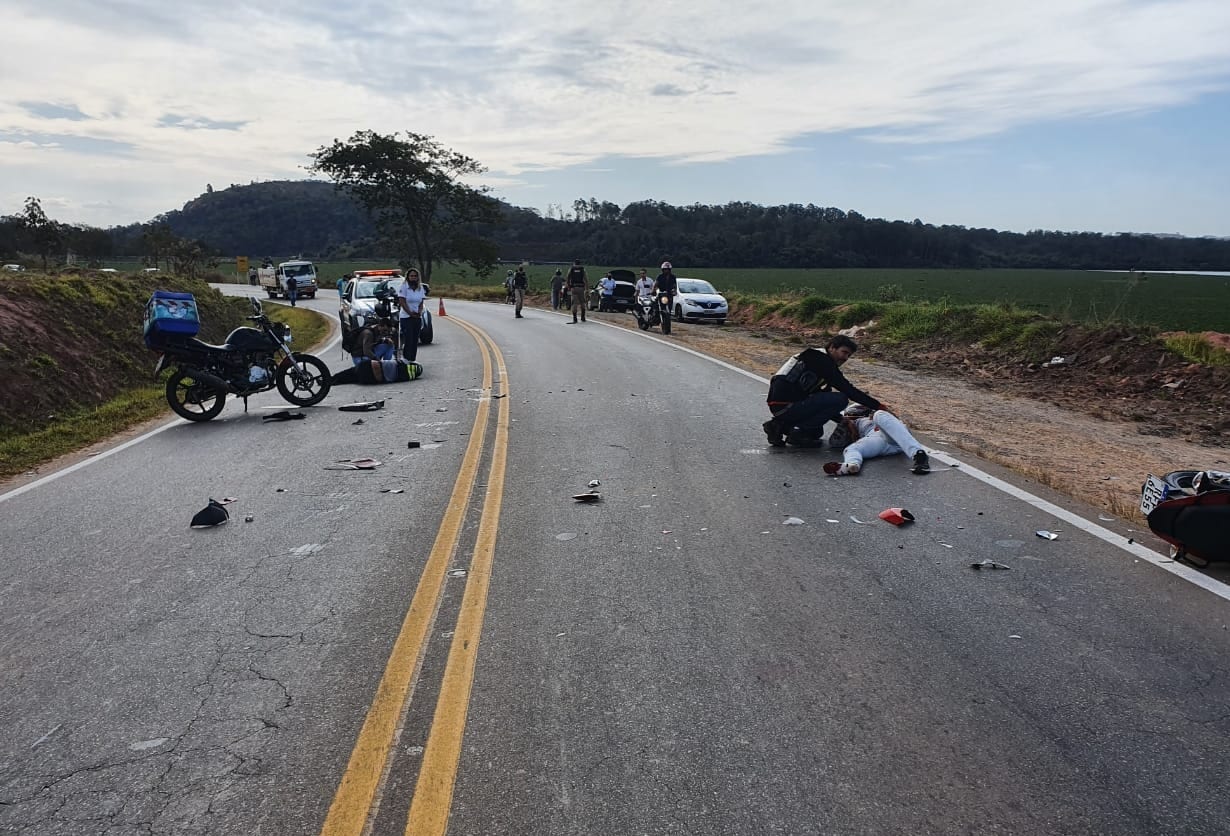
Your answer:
[287,287,297,306]
[774,392,848,435]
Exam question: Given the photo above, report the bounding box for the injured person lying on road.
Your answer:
[823,405,931,476]
[330,359,423,385]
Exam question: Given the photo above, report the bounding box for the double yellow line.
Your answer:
[321,315,509,836]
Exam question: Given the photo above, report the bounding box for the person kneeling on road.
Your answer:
[823,405,931,475]
[763,334,885,448]
[350,320,396,366]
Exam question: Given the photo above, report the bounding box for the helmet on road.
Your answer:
[660,261,672,269]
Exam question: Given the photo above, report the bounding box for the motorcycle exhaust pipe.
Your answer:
[186,368,235,393]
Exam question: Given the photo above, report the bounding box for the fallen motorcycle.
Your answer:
[144,292,331,422]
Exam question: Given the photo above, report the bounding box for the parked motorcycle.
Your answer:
[152,297,331,421]
[633,292,673,334]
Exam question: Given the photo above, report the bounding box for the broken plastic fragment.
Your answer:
[970,559,1011,570]
[1036,530,1059,540]
[572,491,601,502]
[190,499,230,528]
[878,508,915,526]
[782,517,805,526]
[381,488,405,494]
[588,479,600,488]
[326,457,383,470]
[338,400,385,412]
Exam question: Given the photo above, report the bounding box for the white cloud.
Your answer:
[2,0,1229,226]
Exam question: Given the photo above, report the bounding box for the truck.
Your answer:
[258,260,318,299]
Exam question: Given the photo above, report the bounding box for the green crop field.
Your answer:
[208,260,1230,333]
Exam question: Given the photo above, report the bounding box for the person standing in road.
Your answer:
[762,334,886,448]
[397,267,427,362]
[635,269,654,298]
[513,265,528,318]
[550,269,565,310]
[565,260,588,323]
[285,274,298,307]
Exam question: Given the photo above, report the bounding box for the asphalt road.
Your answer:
[1,292,1228,835]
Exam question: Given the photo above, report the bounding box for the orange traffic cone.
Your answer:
[438,297,447,317]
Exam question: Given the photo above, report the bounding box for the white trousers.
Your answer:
[843,410,924,469]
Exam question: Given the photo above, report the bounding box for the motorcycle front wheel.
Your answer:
[166,372,226,422]
[277,353,332,406]
[660,312,672,335]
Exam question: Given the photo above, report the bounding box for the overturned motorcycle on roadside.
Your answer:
[633,292,673,335]
[144,292,331,422]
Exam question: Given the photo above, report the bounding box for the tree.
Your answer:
[308,131,501,280]
[20,197,63,270]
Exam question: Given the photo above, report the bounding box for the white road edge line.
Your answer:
[621,322,1230,603]
[0,417,188,505]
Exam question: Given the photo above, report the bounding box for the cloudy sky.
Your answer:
[3,0,1230,236]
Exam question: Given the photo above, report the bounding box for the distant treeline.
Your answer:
[3,180,1228,271]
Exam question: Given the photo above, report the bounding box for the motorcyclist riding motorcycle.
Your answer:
[654,261,677,316]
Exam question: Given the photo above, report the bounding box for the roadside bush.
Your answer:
[796,295,835,322]
[876,283,904,302]
[836,301,883,328]
[1164,333,1230,366]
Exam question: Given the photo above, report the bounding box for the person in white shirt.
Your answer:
[635,269,654,298]
[598,273,616,310]
[396,268,428,362]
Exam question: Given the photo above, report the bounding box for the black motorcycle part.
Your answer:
[223,326,280,351]
[167,370,227,421]
[276,353,331,406]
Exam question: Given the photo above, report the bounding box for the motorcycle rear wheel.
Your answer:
[166,372,226,422]
[277,353,331,406]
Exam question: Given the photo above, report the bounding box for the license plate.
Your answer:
[1140,474,1169,516]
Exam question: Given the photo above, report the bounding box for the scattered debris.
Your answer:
[826,518,840,523]
[1009,635,1023,640]
[588,479,601,488]
[190,499,230,528]
[339,400,385,413]
[970,559,1011,570]
[1098,514,1115,522]
[447,568,468,578]
[556,532,578,541]
[878,508,915,526]
[244,515,254,523]
[850,516,871,525]
[435,407,448,413]
[326,457,382,470]
[381,488,405,494]
[407,441,421,449]
[782,516,805,526]
[1036,530,1059,540]
[263,411,306,422]
[352,418,365,425]
[572,491,601,503]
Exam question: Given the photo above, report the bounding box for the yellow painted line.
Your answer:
[405,318,511,835]
[320,315,494,836]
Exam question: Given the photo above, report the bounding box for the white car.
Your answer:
[3,264,25,272]
[673,277,728,324]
